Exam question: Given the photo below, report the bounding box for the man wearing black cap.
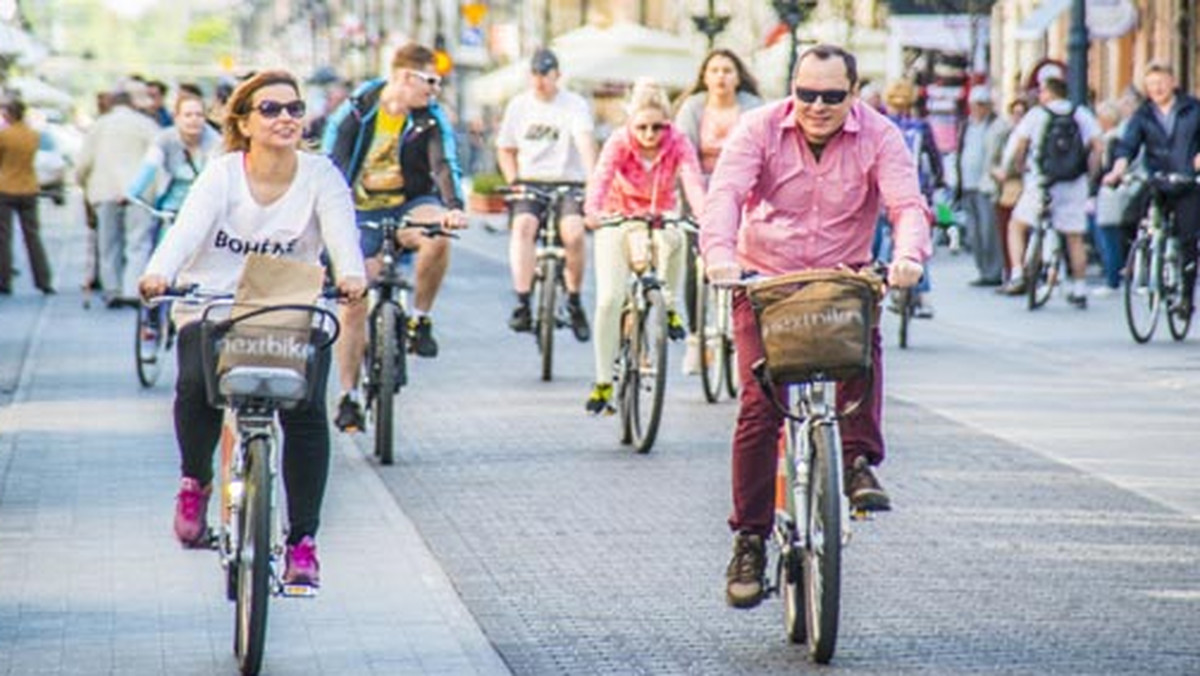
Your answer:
[496,47,597,340]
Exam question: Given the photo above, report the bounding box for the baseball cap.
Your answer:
[968,87,992,104]
[1036,64,1065,86]
[531,48,559,75]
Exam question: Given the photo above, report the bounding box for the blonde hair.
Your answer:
[626,78,672,119]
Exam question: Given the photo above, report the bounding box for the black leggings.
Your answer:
[174,322,331,544]
[1168,191,1200,305]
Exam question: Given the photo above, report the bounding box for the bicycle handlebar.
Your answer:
[595,213,698,232]
[128,196,178,223]
[359,217,461,240]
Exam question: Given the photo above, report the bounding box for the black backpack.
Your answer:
[1037,105,1089,184]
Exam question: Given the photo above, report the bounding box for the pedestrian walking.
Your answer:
[76,82,161,308]
[0,98,54,295]
[956,86,1005,286]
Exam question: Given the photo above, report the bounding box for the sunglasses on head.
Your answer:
[253,99,306,119]
[406,69,442,87]
[634,122,669,133]
[794,87,850,105]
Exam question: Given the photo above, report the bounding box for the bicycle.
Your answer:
[735,265,886,664]
[131,198,179,387]
[601,214,690,453]
[359,216,455,465]
[1023,181,1066,310]
[1123,171,1200,343]
[499,180,585,381]
[692,243,737,402]
[150,288,340,676]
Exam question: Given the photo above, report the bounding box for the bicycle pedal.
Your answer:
[280,584,319,598]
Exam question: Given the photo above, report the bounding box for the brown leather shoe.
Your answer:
[845,456,892,512]
[725,532,766,609]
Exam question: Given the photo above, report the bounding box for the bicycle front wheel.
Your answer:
[696,275,723,403]
[719,288,738,400]
[1124,236,1160,343]
[234,437,272,676]
[134,304,166,387]
[536,257,559,382]
[373,303,399,465]
[1163,240,1191,341]
[804,422,842,664]
[630,287,668,453]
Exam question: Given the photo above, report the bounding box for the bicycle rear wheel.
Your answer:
[630,287,668,453]
[134,303,166,387]
[803,422,842,664]
[1123,236,1159,343]
[536,257,558,382]
[696,275,723,403]
[780,420,807,644]
[372,303,399,465]
[234,437,271,676]
[1027,228,1059,310]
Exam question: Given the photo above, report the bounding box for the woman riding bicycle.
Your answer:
[582,79,706,414]
[138,71,366,590]
[126,88,222,217]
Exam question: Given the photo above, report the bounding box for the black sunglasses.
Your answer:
[254,99,306,119]
[794,88,850,105]
[634,122,669,133]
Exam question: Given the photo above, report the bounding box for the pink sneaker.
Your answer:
[283,536,320,588]
[173,478,211,547]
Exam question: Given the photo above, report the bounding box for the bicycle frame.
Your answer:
[1123,172,1198,343]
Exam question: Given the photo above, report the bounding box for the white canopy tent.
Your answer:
[466,22,702,108]
[7,76,74,109]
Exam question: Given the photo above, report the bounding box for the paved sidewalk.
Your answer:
[0,199,510,675]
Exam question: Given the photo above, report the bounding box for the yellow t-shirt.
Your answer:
[354,111,407,211]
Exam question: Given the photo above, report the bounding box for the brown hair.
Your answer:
[174,90,205,115]
[796,44,858,87]
[1145,61,1175,78]
[682,48,760,100]
[223,70,301,153]
[391,44,436,72]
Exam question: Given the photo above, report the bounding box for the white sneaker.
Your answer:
[682,335,700,376]
[1091,285,1116,298]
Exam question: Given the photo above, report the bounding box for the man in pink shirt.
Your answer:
[700,44,931,610]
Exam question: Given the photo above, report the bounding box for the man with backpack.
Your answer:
[999,66,1103,307]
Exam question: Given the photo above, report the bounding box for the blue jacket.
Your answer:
[321,78,464,210]
[1113,93,1200,176]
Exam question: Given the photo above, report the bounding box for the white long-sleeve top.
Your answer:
[145,151,365,324]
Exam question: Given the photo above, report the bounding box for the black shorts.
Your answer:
[510,192,585,220]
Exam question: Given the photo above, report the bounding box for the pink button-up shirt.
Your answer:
[700,99,931,276]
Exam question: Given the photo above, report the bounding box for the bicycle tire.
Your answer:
[234,436,271,676]
[1163,238,1191,341]
[617,305,635,445]
[781,420,807,644]
[374,303,398,465]
[804,422,842,664]
[1026,228,1056,310]
[134,304,166,387]
[1123,236,1159,343]
[536,257,558,382]
[697,275,722,403]
[896,288,912,349]
[631,287,668,453]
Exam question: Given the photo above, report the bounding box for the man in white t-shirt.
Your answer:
[496,48,597,340]
[999,68,1103,307]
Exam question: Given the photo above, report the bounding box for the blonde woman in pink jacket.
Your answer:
[582,80,707,414]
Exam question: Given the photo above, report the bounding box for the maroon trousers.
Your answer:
[728,291,884,536]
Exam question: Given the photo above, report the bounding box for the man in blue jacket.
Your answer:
[1104,61,1200,319]
[322,43,467,432]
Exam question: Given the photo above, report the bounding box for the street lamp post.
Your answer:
[772,0,817,93]
[1067,0,1088,105]
[691,0,730,52]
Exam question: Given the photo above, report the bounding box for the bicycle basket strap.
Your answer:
[747,268,883,383]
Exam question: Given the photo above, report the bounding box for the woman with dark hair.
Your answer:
[139,70,366,590]
[674,49,763,182]
[673,49,763,373]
